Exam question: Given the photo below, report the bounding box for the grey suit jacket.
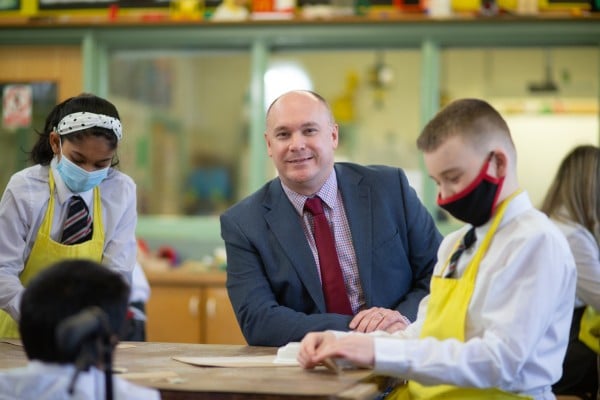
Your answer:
[220,163,442,346]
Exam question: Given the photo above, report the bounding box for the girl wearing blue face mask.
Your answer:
[0,93,138,338]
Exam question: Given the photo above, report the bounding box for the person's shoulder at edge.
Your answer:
[504,200,576,271]
[99,168,137,203]
[335,162,408,186]
[334,161,403,177]
[503,193,569,243]
[1,166,50,215]
[519,208,578,297]
[334,162,414,192]
[525,204,570,239]
[552,217,596,244]
[5,164,49,190]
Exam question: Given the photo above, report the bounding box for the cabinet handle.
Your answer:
[206,297,216,318]
[188,295,200,317]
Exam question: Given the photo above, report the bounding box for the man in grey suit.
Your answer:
[220,90,442,346]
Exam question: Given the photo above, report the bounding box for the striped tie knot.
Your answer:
[61,196,93,245]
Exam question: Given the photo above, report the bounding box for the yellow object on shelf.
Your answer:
[451,0,480,12]
[453,0,591,12]
[170,0,204,20]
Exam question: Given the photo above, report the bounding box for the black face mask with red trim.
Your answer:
[437,153,504,227]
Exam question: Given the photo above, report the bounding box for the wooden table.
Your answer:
[0,341,395,400]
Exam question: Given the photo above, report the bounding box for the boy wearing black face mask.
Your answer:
[297,98,577,400]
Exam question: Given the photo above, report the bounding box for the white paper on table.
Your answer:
[276,341,357,371]
[173,354,299,368]
[274,342,301,363]
[172,342,302,368]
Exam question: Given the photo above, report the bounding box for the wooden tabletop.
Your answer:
[0,341,393,400]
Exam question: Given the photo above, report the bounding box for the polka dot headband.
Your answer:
[55,111,122,141]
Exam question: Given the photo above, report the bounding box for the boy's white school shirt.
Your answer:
[330,192,576,400]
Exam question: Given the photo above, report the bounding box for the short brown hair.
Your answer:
[417,98,513,154]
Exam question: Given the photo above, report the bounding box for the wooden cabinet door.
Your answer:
[146,286,202,343]
[202,287,246,345]
[0,46,82,102]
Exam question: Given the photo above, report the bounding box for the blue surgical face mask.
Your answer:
[55,144,109,193]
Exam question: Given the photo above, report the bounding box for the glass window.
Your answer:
[267,48,423,185]
[109,46,598,222]
[109,50,251,216]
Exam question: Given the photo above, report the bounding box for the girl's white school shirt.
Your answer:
[552,218,600,310]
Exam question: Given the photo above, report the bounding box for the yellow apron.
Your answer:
[0,171,105,338]
[390,191,531,400]
[579,305,600,354]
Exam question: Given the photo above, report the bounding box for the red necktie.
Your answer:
[304,197,353,315]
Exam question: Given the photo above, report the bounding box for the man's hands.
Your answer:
[297,331,375,369]
[349,307,410,333]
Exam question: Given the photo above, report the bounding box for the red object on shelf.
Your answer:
[252,0,274,13]
[394,0,426,12]
[157,246,180,266]
[108,4,119,21]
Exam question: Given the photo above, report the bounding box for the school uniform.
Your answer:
[0,361,160,400]
[333,191,576,399]
[552,219,600,311]
[551,218,599,397]
[0,161,137,338]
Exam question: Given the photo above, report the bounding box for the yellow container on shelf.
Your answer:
[452,0,591,12]
[170,0,204,20]
[538,0,590,10]
[451,0,480,12]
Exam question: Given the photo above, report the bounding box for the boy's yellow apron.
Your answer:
[579,306,600,354]
[389,191,531,400]
[0,171,104,338]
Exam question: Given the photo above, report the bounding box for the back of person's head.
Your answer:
[417,98,516,163]
[19,259,130,364]
[541,145,600,240]
[30,93,121,166]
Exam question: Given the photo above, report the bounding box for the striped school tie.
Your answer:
[444,227,476,278]
[61,196,93,245]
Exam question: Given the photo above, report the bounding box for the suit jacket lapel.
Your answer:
[336,164,373,306]
[263,180,326,312]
